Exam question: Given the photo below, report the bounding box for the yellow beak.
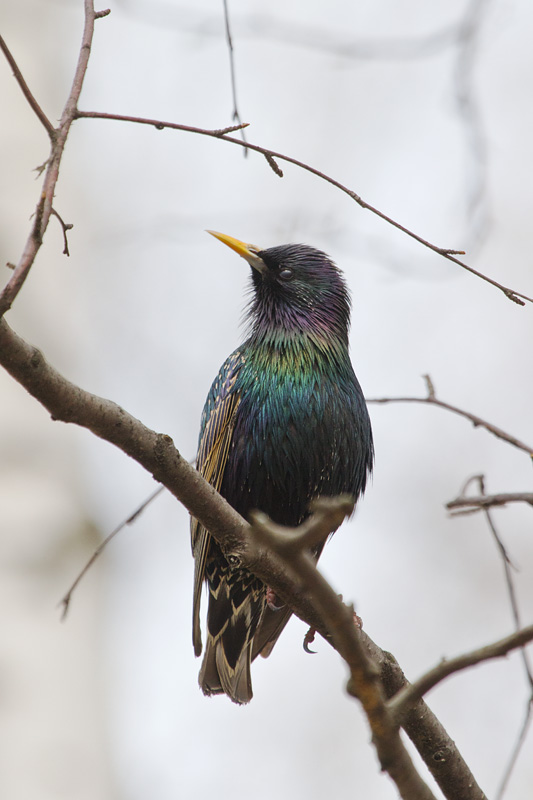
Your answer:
[206,230,266,273]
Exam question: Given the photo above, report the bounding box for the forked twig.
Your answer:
[368,375,533,456]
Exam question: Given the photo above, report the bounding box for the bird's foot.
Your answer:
[266,586,284,611]
[303,627,317,654]
[302,602,362,655]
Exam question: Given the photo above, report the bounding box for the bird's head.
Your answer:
[207,231,351,343]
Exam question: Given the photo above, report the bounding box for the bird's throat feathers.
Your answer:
[246,282,351,356]
[247,317,349,368]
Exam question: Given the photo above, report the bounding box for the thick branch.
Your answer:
[366,641,487,800]
[0,316,487,800]
[73,109,532,306]
[251,505,437,800]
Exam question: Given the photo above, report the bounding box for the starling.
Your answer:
[191,232,373,704]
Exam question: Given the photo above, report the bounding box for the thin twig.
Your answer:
[389,624,533,723]
[474,475,533,798]
[264,152,283,177]
[495,697,533,800]
[453,0,492,243]
[446,492,533,513]
[73,109,533,306]
[0,33,55,137]
[50,208,74,256]
[0,1,108,317]
[368,376,533,456]
[60,485,164,619]
[222,0,248,154]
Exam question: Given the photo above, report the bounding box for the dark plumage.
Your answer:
[191,231,373,704]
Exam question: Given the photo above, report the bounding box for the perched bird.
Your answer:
[191,231,373,704]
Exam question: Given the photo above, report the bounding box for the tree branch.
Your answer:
[251,504,437,800]
[368,375,533,457]
[72,110,533,307]
[0,33,55,137]
[389,625,533,724]
[60,485,164,618]
[447,492,533,514]
[0,2,109,318]
[222,0,248,153]
[0,315,488,800]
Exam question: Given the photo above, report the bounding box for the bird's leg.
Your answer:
[302,598,363,654]
[266,586,285,611]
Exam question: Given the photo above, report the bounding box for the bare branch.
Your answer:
[496,698,533,800]
[0,0,108,317]
[0,33,55,137]
[50,208,74,256]
[368,376,533,456]
[264,152,284,177]
[389,624,533,724]
[60,485,164,619]
[222,0,248,154]
[250,502,438,800]
[447,492,533,513]
[482,490,533,796]
[0,316,488,800]
[72,110,533,306]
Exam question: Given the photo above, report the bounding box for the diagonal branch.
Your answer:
[388,624,533,724]
[60,485,164,619]
[0,3,110,318]
[0,315,487,800]
[251,503,437,800]
[0,33,55,137]
[72,109,533,307]
[368,375,533,456]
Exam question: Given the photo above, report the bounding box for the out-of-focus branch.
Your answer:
[447,492,533,514]
[222,0,248,153]
[483,501,533,799]
[389,624,533,723]
[60,486,164,618]
[0,3,111,317]
[73,110,532,306]
[368,375,533,456]
[0,315,487,800]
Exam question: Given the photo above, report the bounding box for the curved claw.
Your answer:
[303,626,317,654]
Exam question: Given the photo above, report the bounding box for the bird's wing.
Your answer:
[251,606,293,660]
[251,538,328,661]
[191,352,243,656]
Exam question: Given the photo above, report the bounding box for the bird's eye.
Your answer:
[279,267,294,281]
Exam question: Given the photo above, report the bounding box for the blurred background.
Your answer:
[1,0,532,798]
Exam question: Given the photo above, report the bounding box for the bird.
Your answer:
[190,231,373,704]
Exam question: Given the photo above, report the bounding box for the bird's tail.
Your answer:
[198,567,265,705]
